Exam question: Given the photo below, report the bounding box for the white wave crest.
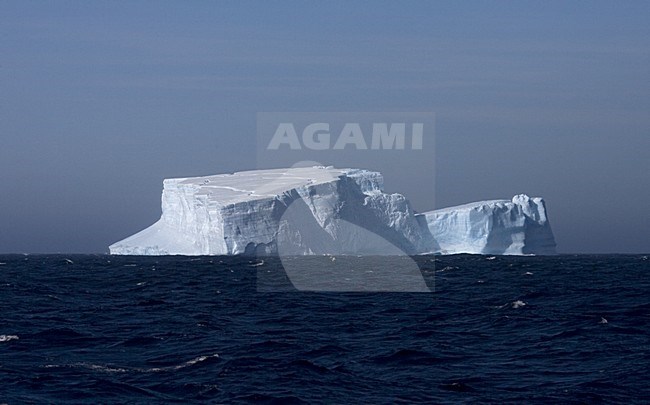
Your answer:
[44,353,220,374]
[512,300,527,309]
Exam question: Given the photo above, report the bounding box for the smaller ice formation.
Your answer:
[420,194,556,255]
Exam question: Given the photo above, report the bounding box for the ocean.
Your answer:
[1,254,649,403]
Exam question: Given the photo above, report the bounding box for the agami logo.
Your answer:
[267,122,424,150]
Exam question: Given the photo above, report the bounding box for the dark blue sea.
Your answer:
[1,254,649,404]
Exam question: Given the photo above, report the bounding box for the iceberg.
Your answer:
[419,195,556,255]
[109,167,556,256]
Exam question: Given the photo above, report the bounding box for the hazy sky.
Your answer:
[1,1,649,253]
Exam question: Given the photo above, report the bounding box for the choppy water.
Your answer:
[1,254,649,403]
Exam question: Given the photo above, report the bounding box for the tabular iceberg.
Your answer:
[109,167,556,256]
[419,195,556,255]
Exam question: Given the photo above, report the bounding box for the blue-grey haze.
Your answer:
[1,1,648,253]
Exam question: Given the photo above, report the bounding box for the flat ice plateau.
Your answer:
[109,167,556,256]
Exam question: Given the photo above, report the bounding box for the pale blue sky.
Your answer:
[1,1,649,253]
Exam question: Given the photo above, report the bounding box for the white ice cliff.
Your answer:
[109,167,556,256]
[419,195,556,255]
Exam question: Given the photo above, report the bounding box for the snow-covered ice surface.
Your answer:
[109,167,556,256]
